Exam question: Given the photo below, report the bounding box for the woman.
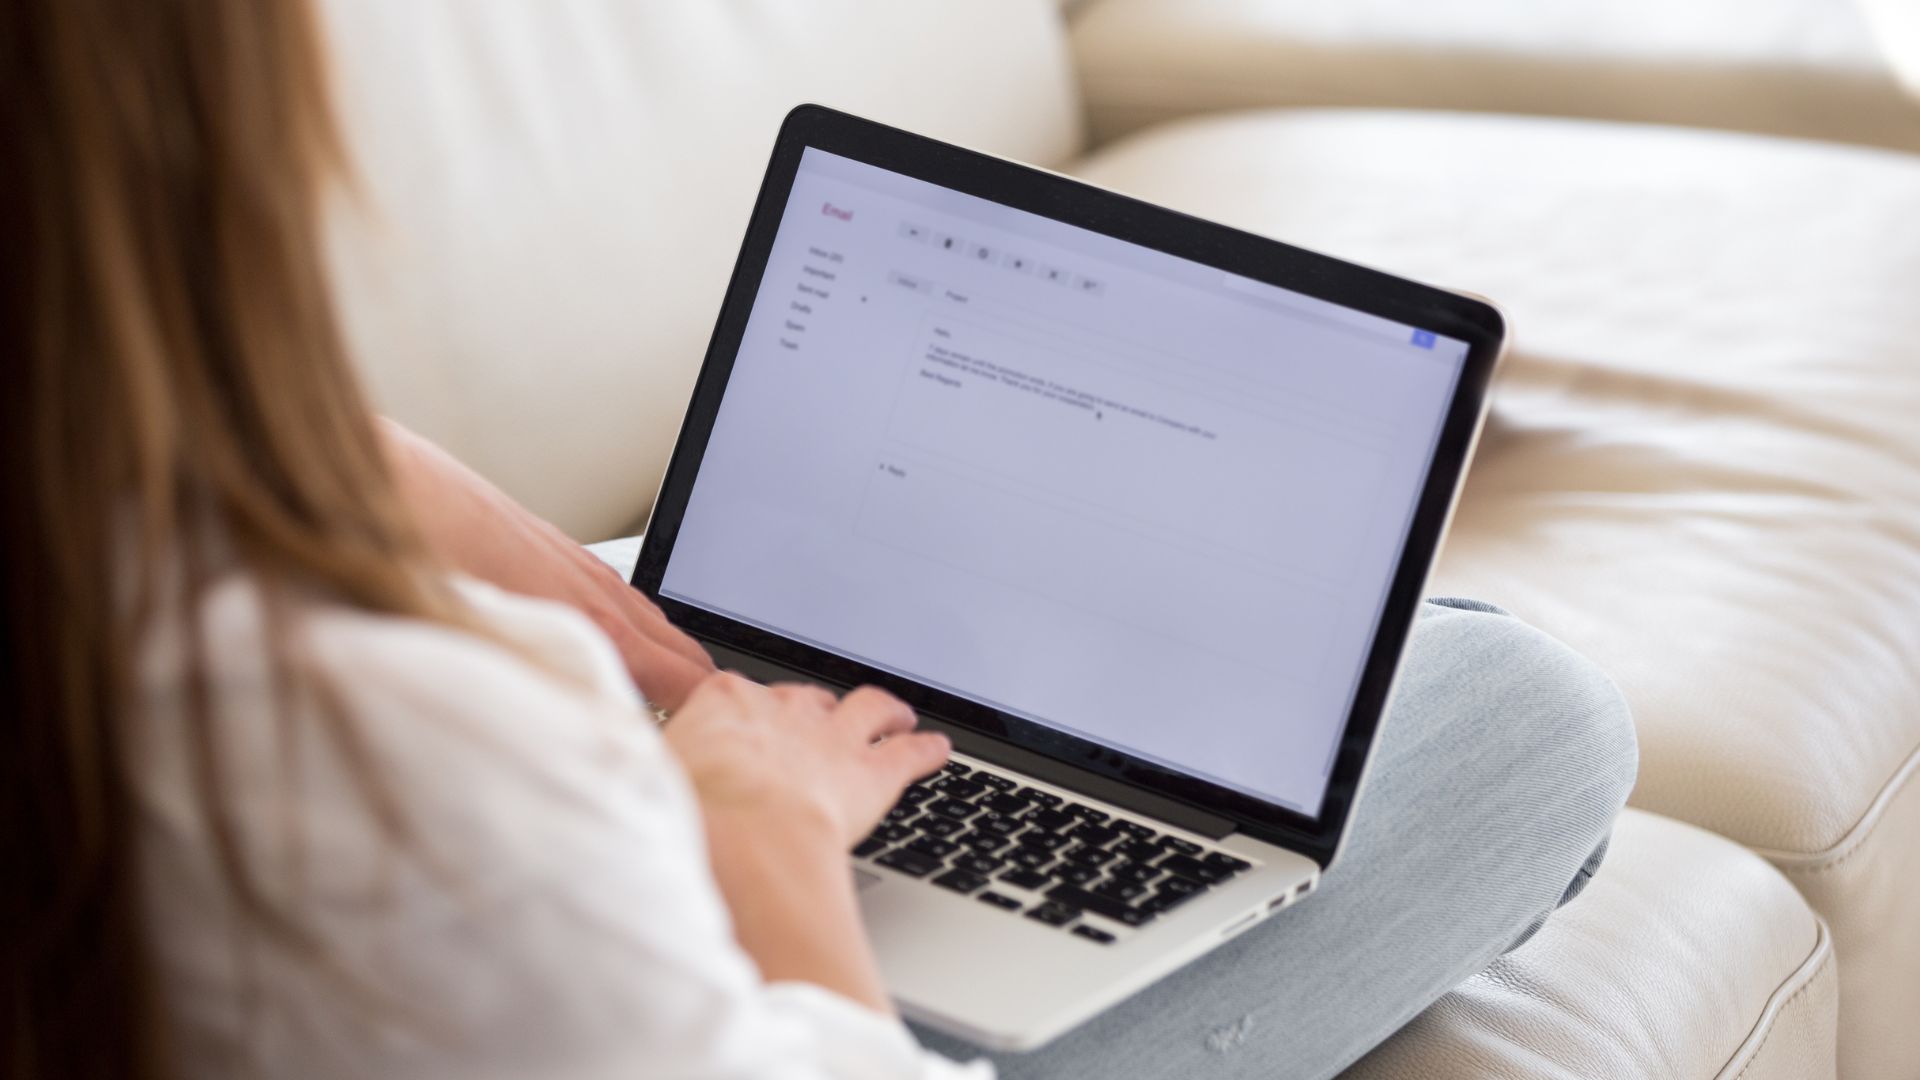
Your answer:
[1,2,1635,1078]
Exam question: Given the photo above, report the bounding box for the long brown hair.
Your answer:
[3,2,473,1075]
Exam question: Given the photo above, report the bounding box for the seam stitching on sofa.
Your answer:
[1754,741,1920,873]
[1719,921,1835,1080]
[1727,952,1830,1080]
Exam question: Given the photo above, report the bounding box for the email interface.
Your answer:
[661,148,1468,815]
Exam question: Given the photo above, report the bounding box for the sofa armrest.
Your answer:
[1343,811,1837,1080]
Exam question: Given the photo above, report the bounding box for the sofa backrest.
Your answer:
[1860,0,1920,96]
[320,1,1083,539]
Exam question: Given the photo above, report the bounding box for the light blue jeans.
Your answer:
[910,598,1639,1079]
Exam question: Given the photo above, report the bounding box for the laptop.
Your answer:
[630,105,1504,1051]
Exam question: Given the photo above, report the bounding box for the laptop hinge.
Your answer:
[703,642,1236,841]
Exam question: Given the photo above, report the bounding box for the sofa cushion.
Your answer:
[1070,0,1920,151]
[319,0,1082,541]
[1343,810,1836,1080]
[1073,109,1920,1080]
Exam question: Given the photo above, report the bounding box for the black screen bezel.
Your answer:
[631,104,1503,868]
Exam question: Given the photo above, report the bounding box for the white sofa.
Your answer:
[321,3,1919,1077]
[1070,0,1920,152]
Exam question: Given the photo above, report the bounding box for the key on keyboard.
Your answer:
[998,868,1050,891]
[933,869,988,894]
[876,848,941,877]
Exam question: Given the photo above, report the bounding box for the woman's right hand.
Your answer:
[662,674,949,1013]
[663,673,950,853]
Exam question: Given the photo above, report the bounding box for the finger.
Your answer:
[831,686,917,742]
[594,584,716,673]
[549,522,714,673]
[597,564,716,670]
[713,670,769,699]
[868,731,952,788]
[673,668,745,716]
[605,620,721,713]
[769,683,837,712]
[632,650,713,714]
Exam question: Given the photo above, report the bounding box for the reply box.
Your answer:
[884,313,1391,583]
[853,312,1400,680]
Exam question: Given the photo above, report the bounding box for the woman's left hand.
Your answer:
[382,420,716,710]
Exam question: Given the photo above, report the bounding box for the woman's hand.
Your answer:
[663,675,947,1014]
[665,675,949,850]
[381,420,716,710]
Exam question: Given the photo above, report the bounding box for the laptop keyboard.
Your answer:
[854,758,1255,944]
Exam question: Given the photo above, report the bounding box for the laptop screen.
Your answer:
[658,148,1469,818]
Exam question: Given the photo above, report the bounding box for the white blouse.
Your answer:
[134,572,989,1079]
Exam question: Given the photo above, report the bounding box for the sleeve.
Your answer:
[245,587,993,1080]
